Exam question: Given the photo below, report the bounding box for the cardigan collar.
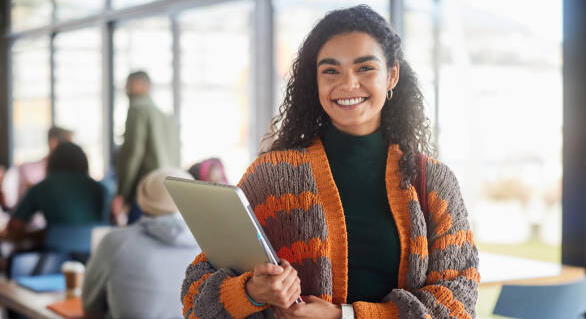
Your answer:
[306,138,417,303]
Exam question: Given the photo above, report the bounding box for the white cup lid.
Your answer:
[61,261,85,273]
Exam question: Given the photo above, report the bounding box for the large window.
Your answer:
[178,1,254,183]
[11,38,51,165]
[404,2,563,316]
[54,28,104,178]
[403,0,436,130]
[10,0,52,32]
[113,17,173,146]
[54,0,104,22]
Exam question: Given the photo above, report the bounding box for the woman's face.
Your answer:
[316,31,399,136]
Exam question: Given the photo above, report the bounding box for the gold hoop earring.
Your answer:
[386,89,393,101]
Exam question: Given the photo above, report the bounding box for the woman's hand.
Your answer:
[245,259,301,308]
[273,295,342,319]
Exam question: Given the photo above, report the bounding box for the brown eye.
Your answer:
[358,65,374,72]
[322,68,338,74]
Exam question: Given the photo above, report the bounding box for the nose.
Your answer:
[339,71,360,90]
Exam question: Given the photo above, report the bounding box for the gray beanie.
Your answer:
[137,168,193,216]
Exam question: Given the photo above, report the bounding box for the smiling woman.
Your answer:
[181,5,479,319]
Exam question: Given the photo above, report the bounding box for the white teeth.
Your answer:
[336,97,365,106]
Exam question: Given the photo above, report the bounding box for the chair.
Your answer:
[45,223,107,263]
[493,277,586,319]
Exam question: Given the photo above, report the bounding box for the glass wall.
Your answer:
[54,28,104,178]
[440,0,562,254]
[54,0,104,22]
[11,38,51,165]
[403,0,436,129]
[10,0,52,32]
[113,17,173,146]
[178,1,254,183]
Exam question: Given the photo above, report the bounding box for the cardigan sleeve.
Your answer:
[352,161,479,319]
[180,253,269,319]
[180,157,274,319]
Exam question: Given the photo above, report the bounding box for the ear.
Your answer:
[387,62,400,90]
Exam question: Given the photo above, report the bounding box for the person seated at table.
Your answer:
[17,126,73,203]
[82,168,200,319]
[3,142,108,241]
[187,157,229,184]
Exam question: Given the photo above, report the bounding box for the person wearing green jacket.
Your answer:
[114,71,180,225]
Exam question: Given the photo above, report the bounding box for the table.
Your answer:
[479,251,585,287]
[0,279,65,319]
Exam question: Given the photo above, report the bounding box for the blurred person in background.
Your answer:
[2,142,108,241]
[114,71,180,225]
[17,126,73,203]
[188,157,229,184]
[83,168,199,319]
[182,5,478,319]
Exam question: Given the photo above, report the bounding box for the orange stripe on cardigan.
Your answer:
[410,235,428,260]
[187,312,199,319]
[385,144,418,289]
[253,192,319,226]
[431,230,475,250]
[183,273,212,317]
[428,191,452,237]
[191,253,208,265]
[421,285,472,319]
[307,139,348,304]
[238,150,308,184]
[424,314,432,319]
[276,237,327,265]
[353,300,399,318]
[461,268,481,283]
[427,268,480,284]
[219,272,268,318]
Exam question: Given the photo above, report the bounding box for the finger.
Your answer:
[275,262,294,284]
[287,281,302,306]
[254,262,284,276]
[280,266,298,290]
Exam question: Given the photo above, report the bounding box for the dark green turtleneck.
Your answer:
[322,124,401,303]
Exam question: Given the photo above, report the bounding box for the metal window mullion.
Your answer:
[1,0,13,167]
[252,0,274,155]
[432,0,440,151]
[7,0,238,41]
[171,15,180,121]
[50,33,56,126]
[390,0,404,37]
[102,21,114,175]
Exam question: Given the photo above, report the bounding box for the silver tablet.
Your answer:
[163,177,279,274]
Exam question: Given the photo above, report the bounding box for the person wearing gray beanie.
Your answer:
[83,168,200,319]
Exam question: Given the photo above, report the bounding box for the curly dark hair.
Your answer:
[47,142,89,175]
[264,5,434,188]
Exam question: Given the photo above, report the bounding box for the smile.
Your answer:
[334,97,368,106]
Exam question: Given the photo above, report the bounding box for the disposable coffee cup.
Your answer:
[61,261,85,298]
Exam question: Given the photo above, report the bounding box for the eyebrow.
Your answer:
[317,55,381,67]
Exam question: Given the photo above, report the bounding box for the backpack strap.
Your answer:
[414,153,428,219]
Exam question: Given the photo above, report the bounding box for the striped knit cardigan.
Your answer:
[181,139,480,319]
